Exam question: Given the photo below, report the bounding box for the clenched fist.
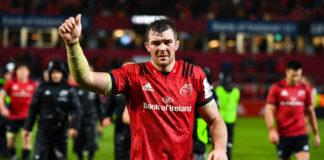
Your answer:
[59,14,82,44]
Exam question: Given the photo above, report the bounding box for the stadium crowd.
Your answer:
[1,0,324,21]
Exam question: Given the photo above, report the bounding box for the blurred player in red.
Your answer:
[265,60,320,160]
[59,14,228,160]
[0,63,37,160]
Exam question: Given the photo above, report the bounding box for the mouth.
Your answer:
[157,55,169,61]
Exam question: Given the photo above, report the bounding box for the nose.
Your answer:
[158,43,167,51]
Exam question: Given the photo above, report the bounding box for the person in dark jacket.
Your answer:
[102,93,131,160]
[72,69,104,160]
[22,60,81,160]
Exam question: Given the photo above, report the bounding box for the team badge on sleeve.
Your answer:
[203,78,212,99]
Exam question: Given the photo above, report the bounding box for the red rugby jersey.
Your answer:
[109,60,213,160]
[266,79,312,137]
[3,78,37,120]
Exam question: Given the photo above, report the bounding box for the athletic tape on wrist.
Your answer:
[66,43,90,79]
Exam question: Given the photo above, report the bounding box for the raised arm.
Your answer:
[198,99,227,160]
[264,103,279,145]
[59,14,112,95]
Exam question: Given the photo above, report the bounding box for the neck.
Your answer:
[19,78,27,83]
[152,60,175,72]
[286,78,296,86]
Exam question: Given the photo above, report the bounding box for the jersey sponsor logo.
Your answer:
[143,102,192,112]
[280,101,304,106]
[12,90,33,97]
[298,90,305,96]
[142,83,154,92]
[281,90,288,96]
[180,84,192,96]
[162,96,174,104]
[203,78,212,99]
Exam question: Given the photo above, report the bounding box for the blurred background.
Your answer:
[0,0,324,159]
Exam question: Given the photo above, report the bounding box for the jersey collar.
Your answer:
[148,61,180,76]
[280,79,302,87]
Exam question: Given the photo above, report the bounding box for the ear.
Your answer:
[144,42,150,52]
[175,40,180,51]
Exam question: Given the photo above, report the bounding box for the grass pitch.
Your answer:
[1,117,323,160]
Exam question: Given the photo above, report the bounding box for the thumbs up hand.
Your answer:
[59,14,82,44]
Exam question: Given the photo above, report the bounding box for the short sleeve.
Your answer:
[109,66,130,94]
[266,84,278,105]
[305,86,313,107]
[2,80,12,94]
[195,67,213,107]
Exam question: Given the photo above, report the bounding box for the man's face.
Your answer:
[16,66,30,82]
[51,69,63,83]
[145,29,179,69]
[286,69,302,85]
[43,70,49,82]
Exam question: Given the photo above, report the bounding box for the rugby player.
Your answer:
[265,61,320,160]
[0,63,37,160]
[59,14,227,160]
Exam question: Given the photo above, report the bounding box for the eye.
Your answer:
[163,40,173,45]
[151,41,161,46]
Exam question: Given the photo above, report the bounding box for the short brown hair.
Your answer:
[145,18,177,42]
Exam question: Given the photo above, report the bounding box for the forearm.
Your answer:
[122,107,130,125]
[198,100,227,152]
[308,106,319,135]
[265,105,275,131]
[66,43,90,83]
[210,118,227,151]
[0,92,6,111]
[66,43,112,94]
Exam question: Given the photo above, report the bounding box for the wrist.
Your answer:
[213,148,226,153]
[65,38,79,46]
[268,127,275,132]
[213,145,227,152]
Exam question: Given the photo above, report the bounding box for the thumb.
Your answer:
[76,14,82,25]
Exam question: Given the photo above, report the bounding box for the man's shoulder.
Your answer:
[270,80,284,89]
[178,60,203,79]
[4,79,14,85]
[30,79,37,85]
[297,82,308,89]
[118,62,145,75]
[27,79,37,87]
